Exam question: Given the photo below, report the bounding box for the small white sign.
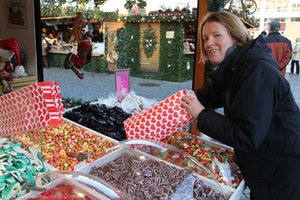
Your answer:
[166,31,174,39]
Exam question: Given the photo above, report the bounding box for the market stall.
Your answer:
[0,86,245,200]
[41,16,106,57]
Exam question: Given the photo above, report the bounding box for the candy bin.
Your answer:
[161,131,245,199]
[63,104,132,141]
[0,137,48,200]
[6,127,43,156]
[78,140,230,200]
[8,118,118,171]
[21,171,130,200]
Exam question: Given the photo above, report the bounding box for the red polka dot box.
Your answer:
[124,89,194,140]
[0,82,64,136]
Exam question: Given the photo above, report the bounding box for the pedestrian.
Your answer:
[265,20,292,76]
[182,11,300,200]
[41,28,51,68]
[291,37,300,75]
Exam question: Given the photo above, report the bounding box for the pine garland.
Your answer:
[115,23,141,75]
[94,0,107,6]
[142,25,157,59]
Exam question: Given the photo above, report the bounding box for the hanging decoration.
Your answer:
[136,0,147,9]
[124,0,136,10]
[106,51,118,64]
[187,62,190,70]
[142,25,157,59]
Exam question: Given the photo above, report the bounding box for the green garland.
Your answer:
[159,23,193,82]
[115,23,141,75]
[142,25,157,59]
[122,13,196,22]
[94,0,107,6]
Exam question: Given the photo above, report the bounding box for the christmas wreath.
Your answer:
[142,25,157,59]
[137,0,147,9]
[124,0,136,10]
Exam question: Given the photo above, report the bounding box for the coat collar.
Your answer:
[210,35,268,82]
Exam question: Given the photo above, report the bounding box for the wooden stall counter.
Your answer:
[48,42,104,57]
[9,75,37,91]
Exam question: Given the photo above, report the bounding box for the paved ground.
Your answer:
[43,65,300,106]
[43,67,192,102]
[286,72,300,107]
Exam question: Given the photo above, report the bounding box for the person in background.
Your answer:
[92,24,103,43]
[265,20,292,76]
[291,37,300,75]
[49,26,59,45]
[182,12,300,200]
[41,28,51,68]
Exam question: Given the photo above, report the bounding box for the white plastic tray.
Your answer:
[198,136,245,200]
[78,146,234,200]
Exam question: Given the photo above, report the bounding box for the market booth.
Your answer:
[40,15,123,73]
[0,0,264,199]
[40,9,197,82]
[0,85,245,199]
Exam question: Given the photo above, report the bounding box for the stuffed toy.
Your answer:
[0,61,13,95]
[12,65,27,77]
[0,38,27,94]
[0,38,21,64]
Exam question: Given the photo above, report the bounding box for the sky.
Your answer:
[93,0,198,14]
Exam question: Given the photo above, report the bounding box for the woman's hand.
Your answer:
[181,95,205,119]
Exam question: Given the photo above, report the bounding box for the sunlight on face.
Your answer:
[202,22,236,65]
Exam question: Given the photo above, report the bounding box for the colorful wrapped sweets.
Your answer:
[9,121,116,171]
[27,184,91,200]
[161,131,243,188]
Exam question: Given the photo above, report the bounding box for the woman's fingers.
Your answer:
[181,95,204,119]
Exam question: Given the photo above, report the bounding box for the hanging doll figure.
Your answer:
[64,12,92,79]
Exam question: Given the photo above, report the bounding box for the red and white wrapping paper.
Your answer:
[124,89,194,140]
[0,82,64,136]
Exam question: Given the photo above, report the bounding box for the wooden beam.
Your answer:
[192,0,208,135]
[193,0,208,91]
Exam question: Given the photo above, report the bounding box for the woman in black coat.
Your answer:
[182,11,300,200]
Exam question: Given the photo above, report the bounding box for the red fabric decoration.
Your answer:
[0,38,20,65]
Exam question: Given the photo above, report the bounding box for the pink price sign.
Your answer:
[115,69,130,102]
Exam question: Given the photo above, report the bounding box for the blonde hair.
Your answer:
[199,11,251,63]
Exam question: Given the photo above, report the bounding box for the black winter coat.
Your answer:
[196,35,300,179]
